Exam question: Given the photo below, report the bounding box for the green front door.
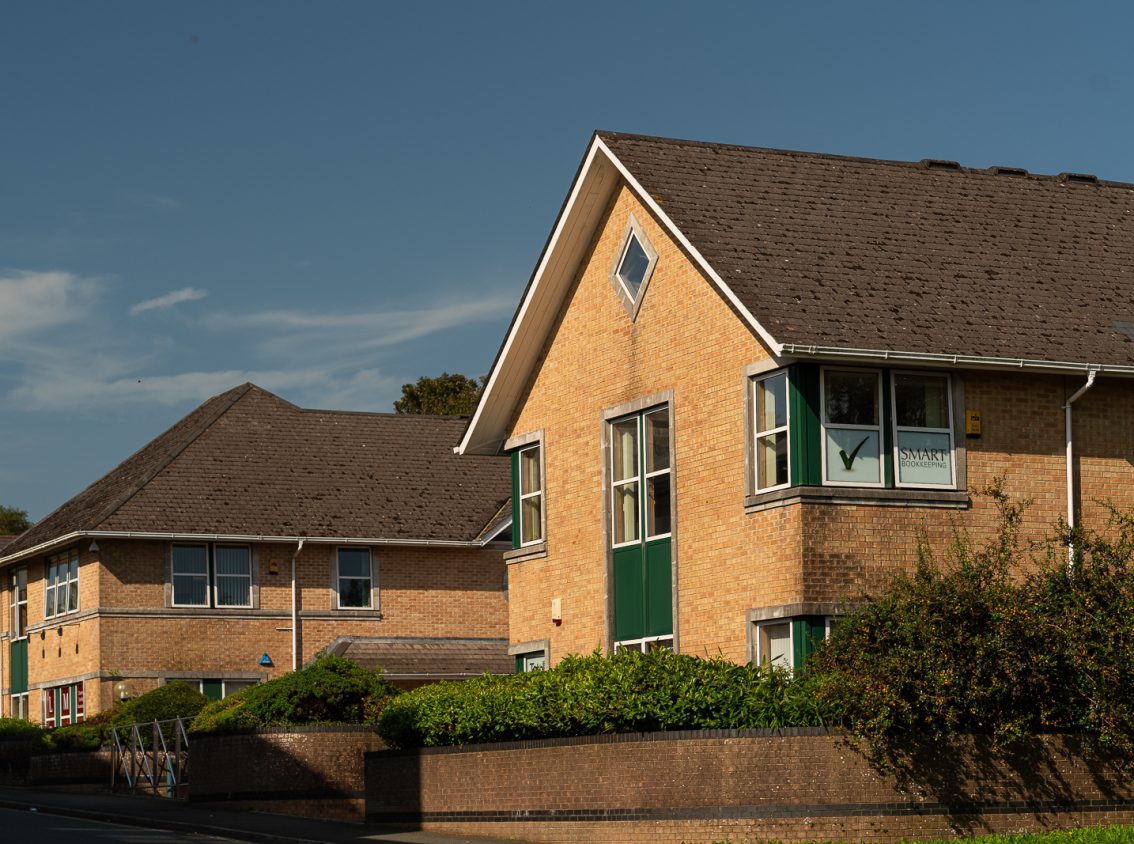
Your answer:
[610,406,673,649]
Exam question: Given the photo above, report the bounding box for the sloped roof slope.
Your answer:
[600,131,1134,367]
[5,384,509,557]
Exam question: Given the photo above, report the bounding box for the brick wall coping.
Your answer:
[194,724,378,739]
[368,726,838,758]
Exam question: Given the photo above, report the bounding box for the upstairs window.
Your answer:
[821,368,883,487]
[517,444,544,546]
[336,547,374,609]
[172,544,251,608]
[892,372,956,488]
[609,215,659,319]
[753,371,790,490]
[45,549,79,619]
[9,567,27,638]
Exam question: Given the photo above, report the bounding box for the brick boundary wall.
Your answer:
[365,729,1134,843]
[28,749,113,789]
[0,738,36,785]
[191,726,384,822]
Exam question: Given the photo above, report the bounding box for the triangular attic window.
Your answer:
[609,214,658,321]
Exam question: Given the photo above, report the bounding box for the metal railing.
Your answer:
[110,717,189,797]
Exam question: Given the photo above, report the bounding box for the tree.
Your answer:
[0,504,31,535]
[393,373,485,416]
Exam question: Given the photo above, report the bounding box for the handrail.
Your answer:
[110,717,190,797]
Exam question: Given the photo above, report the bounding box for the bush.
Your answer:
[377,649,834,749]
[0,718,43,740]
[189,654,398,734]
[810,486,1134,761]
[38,709,115,752]
[112,681,208,727]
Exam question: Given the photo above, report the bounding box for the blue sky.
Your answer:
[2,1,1132,520]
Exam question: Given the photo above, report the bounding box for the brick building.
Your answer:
[0,383,511,723]
[459,131,1134,671]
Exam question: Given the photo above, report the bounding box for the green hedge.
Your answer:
[0,718,43,740]
[189,654,398,734]
[377,649,833,749]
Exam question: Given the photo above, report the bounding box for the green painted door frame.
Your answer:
[610,408,673,644]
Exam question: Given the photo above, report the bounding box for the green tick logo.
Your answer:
[839,436,869,471]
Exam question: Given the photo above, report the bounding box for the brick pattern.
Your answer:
[28,749,113,788]
[3,537,506,719]
[192,727,384,821]
[366,731,1134,843]
[505,180,1134,665]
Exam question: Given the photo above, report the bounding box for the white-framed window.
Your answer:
[336,547,374,609]
[609,214,660,318]
[517,444,544,546]
[756,620,794,670]
[183,678,258,701]
[44,549,79,619]
[614,635,674,654]
[891,371,956,488]
[753,370,791,491]
[516,651,546,672]
[820,367,884,487]
[171,544,252,608]
[10,693,28,720]
[611,407,671,548]
[9,566,27,639]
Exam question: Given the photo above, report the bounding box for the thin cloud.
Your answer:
[123,192,181,211]
[130,287,208,316]
[0,270,101,348]
[7,364,399,413]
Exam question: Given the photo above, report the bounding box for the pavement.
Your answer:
[0,786,520,844]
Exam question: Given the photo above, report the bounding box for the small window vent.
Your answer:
[990,166,1028,177]
[1060,172,1098,184]
[921,159,961,171]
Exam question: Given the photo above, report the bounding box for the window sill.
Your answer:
[504,542,547,564]
[745,485,970,514]
[328,608,383,619]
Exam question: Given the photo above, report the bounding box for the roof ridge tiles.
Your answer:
[597,129,1134,191]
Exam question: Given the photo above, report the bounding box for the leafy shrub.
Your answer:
[810,486,1134,760]
[189,654,398,734]
[112,681,208,727]
[0,718,43,740]
[378,649,834,749]
[38,709,116,752]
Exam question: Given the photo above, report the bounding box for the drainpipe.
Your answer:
[291,538,305,671]
[1064,371,1097,565]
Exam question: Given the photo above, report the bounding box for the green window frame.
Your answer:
[514,651,547,672]
[758,364,957,493]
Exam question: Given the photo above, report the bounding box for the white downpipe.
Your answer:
[291,538,305,671]
[1065,371,1097,565]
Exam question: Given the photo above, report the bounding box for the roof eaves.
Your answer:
[780,344,1134,376]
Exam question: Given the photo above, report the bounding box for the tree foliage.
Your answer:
[393,372,484,416]
[0,505,31,535]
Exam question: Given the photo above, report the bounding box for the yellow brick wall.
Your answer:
[505,181,1134,666]
[3,538,506,720]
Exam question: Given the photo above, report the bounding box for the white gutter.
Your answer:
[780,344,1134,377]
[1065,371,1098,565]
[290,538,305,671]
[0,530,494,567]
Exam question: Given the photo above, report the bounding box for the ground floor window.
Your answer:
[9,692,28,720]
[514,651,547,672]
[184,678,258,701]
[614,635,673,654]
[42,682,84,727]
[754,616,835,671]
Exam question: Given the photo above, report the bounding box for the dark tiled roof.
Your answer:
[0,536,15,552]
[4,384,509,556]
[599,132,1134,367]
[325,636,512,680]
